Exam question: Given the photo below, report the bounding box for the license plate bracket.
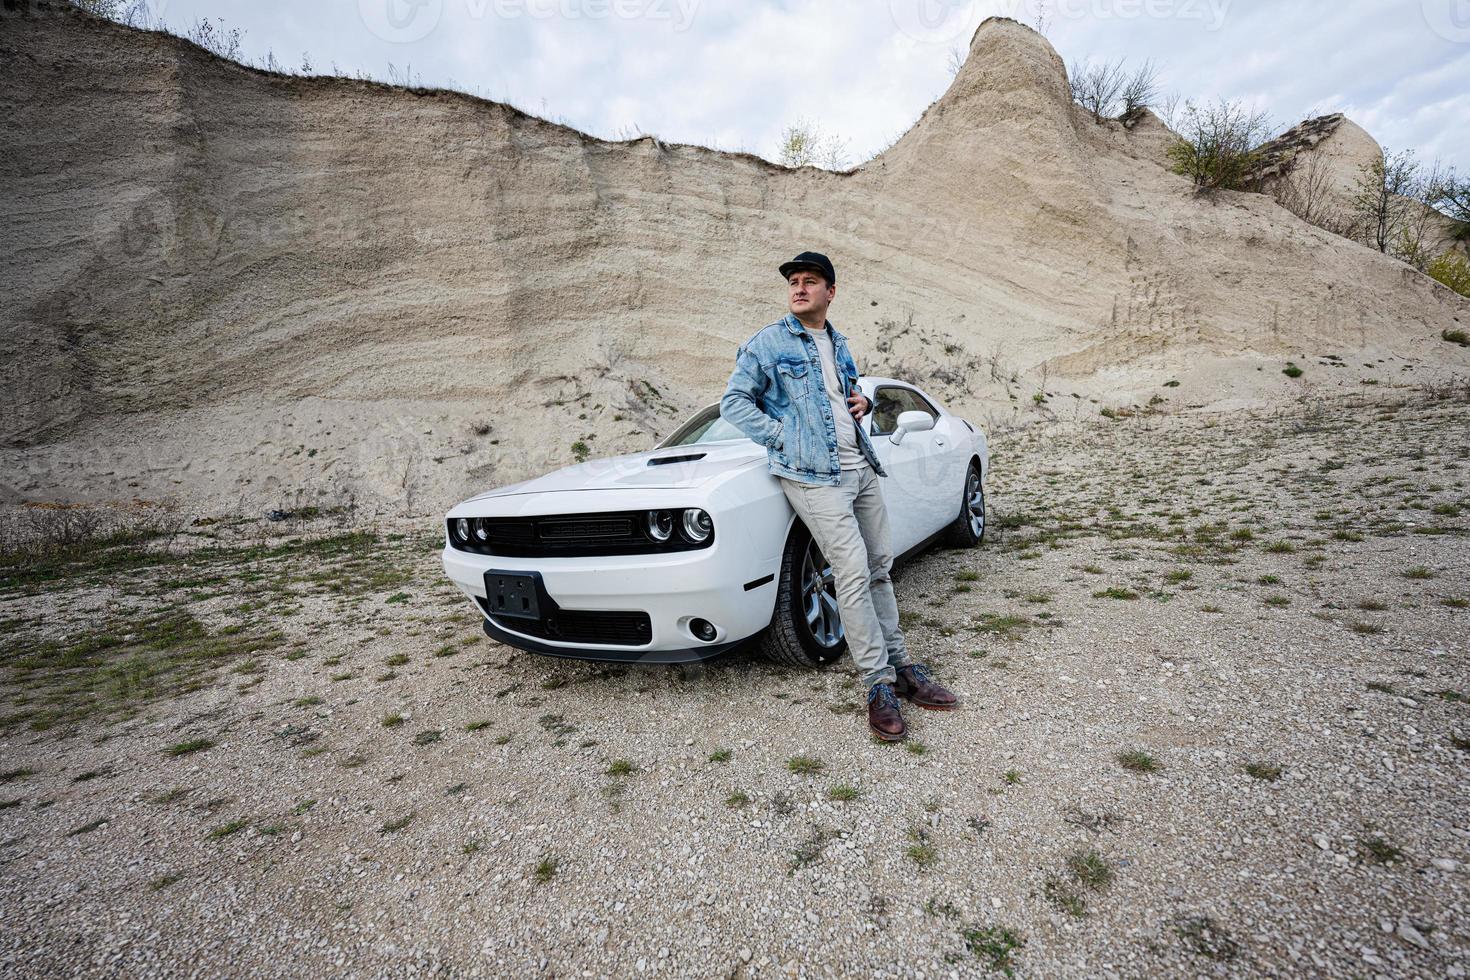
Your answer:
[483,570,541,620]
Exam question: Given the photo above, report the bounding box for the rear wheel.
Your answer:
[942,462,985,548]
[756,524,847,668]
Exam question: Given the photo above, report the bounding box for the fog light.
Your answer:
[691,618,717,642]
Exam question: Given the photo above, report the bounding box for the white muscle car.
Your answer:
[441,376,988,667]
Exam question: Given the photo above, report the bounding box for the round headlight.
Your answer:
[474,518,490,542]
[646,510,673,542]
[680,508,713,543]
[454,518,470,542]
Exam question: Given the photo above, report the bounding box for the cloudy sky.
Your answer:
[132,0,1469,169]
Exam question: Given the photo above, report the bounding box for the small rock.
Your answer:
[1396,920,1430,950]
[1430,858,1459,872]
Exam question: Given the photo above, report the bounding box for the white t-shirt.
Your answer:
[809,327,866,470]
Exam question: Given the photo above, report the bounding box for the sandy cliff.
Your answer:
[2,4,1466,517]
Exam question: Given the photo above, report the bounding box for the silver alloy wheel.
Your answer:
[800,538,843,648]
[966,469,985,538]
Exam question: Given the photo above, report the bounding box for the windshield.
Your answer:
[659,404,750,448]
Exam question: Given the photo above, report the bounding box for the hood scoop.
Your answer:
[647,453,706,466]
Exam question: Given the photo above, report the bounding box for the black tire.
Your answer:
[942,462,986,548]
[756,523,848,669]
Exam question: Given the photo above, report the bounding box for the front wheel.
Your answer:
[756,525,848,669]
[942,462,986,548]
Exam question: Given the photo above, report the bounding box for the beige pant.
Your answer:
[779,463,913,688]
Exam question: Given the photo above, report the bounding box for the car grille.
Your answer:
[477,598,652,646]
[449,512,711,558]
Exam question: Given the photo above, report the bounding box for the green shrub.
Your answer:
[1427,252,1470,298]
[1166,99,1272,192]
[1282,363,1303,378]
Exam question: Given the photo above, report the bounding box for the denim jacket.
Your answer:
[720,313,889,486]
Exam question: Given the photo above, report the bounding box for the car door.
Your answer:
[911,385,971,525]
[867,385,949,551]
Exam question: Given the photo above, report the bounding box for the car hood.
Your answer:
[464,441,766,501]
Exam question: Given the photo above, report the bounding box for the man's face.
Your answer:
[788,270,835,320]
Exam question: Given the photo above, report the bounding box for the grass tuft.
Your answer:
[1243,761,1282,781]
[207,819,248,840]
[164,738,215,758]
[1116,748,1161,773]
[962,925,1024,975]
[380,812,415,834]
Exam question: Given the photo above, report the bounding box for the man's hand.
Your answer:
[847,392,870,421]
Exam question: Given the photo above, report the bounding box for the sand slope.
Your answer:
[1,4,1467,517]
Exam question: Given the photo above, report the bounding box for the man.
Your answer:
[720,251,959,741]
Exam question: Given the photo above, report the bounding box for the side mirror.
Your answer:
[889,410,935,446]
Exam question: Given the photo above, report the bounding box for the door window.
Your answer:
[870,386,939,436]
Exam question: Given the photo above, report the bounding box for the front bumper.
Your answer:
[477,615,748,664]
[441,536,780,662]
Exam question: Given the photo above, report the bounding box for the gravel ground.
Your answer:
[2,393,1467,979]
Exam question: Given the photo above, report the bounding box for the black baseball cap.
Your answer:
[778,251,836,286]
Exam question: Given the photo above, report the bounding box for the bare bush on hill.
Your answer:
[1347,151,1459,270]
[1351,150,1423,255]
[1270,150,1348,234]
[1118,60,1159,125]
[183,17,243,61]
[67,0,149,24]
[1428,171,1470,234]
[1069,57,1159,125]
[777,120,850,171]
[0,504,187,568]
[1069,58,1125,123]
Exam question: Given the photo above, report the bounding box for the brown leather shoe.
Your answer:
[866,683,907,741]
[895,664,959,710]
